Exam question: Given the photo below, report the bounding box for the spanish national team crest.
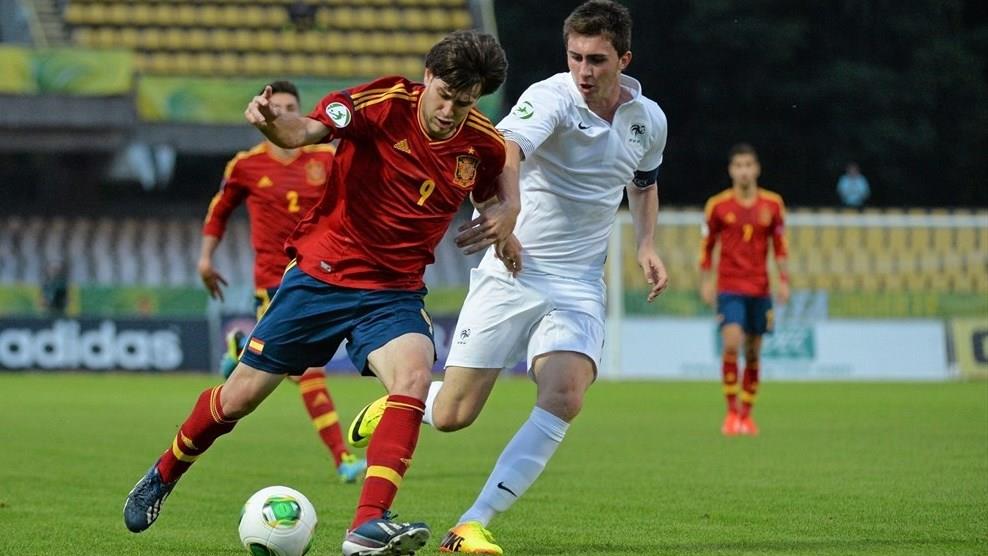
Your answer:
[305,160,326,186]
[758,208,773,226]
[453,154,480,188]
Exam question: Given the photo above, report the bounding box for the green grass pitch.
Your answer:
[0,373,985,555]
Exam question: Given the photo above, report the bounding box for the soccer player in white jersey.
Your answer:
[348,1,668,553]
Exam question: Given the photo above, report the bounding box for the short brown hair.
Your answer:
[728,142,759,162]
[424,30,507,96]
[264,80,300,103]
[563,0,633,56]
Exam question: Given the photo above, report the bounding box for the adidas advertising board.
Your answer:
[0,318,209,371]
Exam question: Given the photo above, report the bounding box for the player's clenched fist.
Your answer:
[245,85,276,126]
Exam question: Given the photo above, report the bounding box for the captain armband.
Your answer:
[632,167,659,189]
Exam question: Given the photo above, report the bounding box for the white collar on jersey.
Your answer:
[564,73,644,110]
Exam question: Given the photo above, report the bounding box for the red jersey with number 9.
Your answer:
[287,75,506,291]
[699,188,788,297]
[203,142,334,289]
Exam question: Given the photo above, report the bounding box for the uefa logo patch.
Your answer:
[325,102,351,128]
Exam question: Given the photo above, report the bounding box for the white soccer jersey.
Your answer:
[483,72,667,279]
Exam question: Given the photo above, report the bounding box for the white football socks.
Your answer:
[421,380,442,426]
[458,405,569,526]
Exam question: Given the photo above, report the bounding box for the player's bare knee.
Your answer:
[538,390,584,422]
[387,366,432,399]
[220,391,260,419]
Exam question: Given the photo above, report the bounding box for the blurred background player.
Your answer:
[699,142,790,437]
[198,80,365,483]
[124,30,512,556]
[349,2,668,553]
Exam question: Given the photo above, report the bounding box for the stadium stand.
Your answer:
[62,0,475,78]
[2,209,985,295]
[632,208,988,295]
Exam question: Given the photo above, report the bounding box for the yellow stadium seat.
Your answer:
[244,6,265,28]
[927,274,951,293]
[144,52,169,74]
[881,274,906,292]
[905,272,930,292]
[355,7,377,29]
[426,8,449,30]
[403,8,427,30]
[178,5,198,26]
[933,228,952,251]
[376,56,402,75]
[187,29,210,51]
[242,52,265,76]
[401,56,422,76]
[86,3,107,24]
[451,10,473,28]
[141,27,163,50]
[191,53,215,76]
[64,4,85,25]
[131,4,152,26]
[72,27,94,46]
[266,5,289,27]
[118,27,140,49]
[367,32,391,54]
[354,55,378,77]
[287,54,309,76]
[219,5,241,28]
[208,29,230,51]
[377,8,401,30]
[216,52,241,76]
[163,28,185,51]
[334,55,355,77]
[94,27,117,48]
[106,4,127,25]
[232,29,253,51]
[955,228,977,251]
[151,4,174,26]
[864,227,884,252]
[842,225,863,247]
[171,53,194,75]
[300,31,322,53]
[310,55,333,77]
[256,30,277,51]
[322,7,354,29]
[344,31,369,54]
[859,274,881,293]
[200,5,222,27]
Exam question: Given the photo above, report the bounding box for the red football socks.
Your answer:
[739,363,760,418]
[350,395,425,529]
[298,369,350,467]
[722,353,739,413]
[157,385,238,483]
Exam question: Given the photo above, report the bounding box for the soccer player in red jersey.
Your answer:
[124,31,513,556]
[699,143,790,437]
[198,80,366,484]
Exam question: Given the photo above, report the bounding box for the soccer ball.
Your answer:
[238,486,318,556]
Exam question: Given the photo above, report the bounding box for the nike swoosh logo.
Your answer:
[496,481,518,497]
[349,404,370,444]
[578,123,590,130]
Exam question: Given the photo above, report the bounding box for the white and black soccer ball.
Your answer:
[238,486,318,556]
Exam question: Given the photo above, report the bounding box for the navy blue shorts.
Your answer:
[240,265,434,376]
[717,293,774,335]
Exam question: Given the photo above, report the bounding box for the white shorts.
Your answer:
[445,265,605,374]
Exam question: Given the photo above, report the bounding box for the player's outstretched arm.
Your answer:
[456,141,522,255]
[198,235,228,301]
[627,182,668,303]
[245,85,329,148]
[775,259,791,305]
